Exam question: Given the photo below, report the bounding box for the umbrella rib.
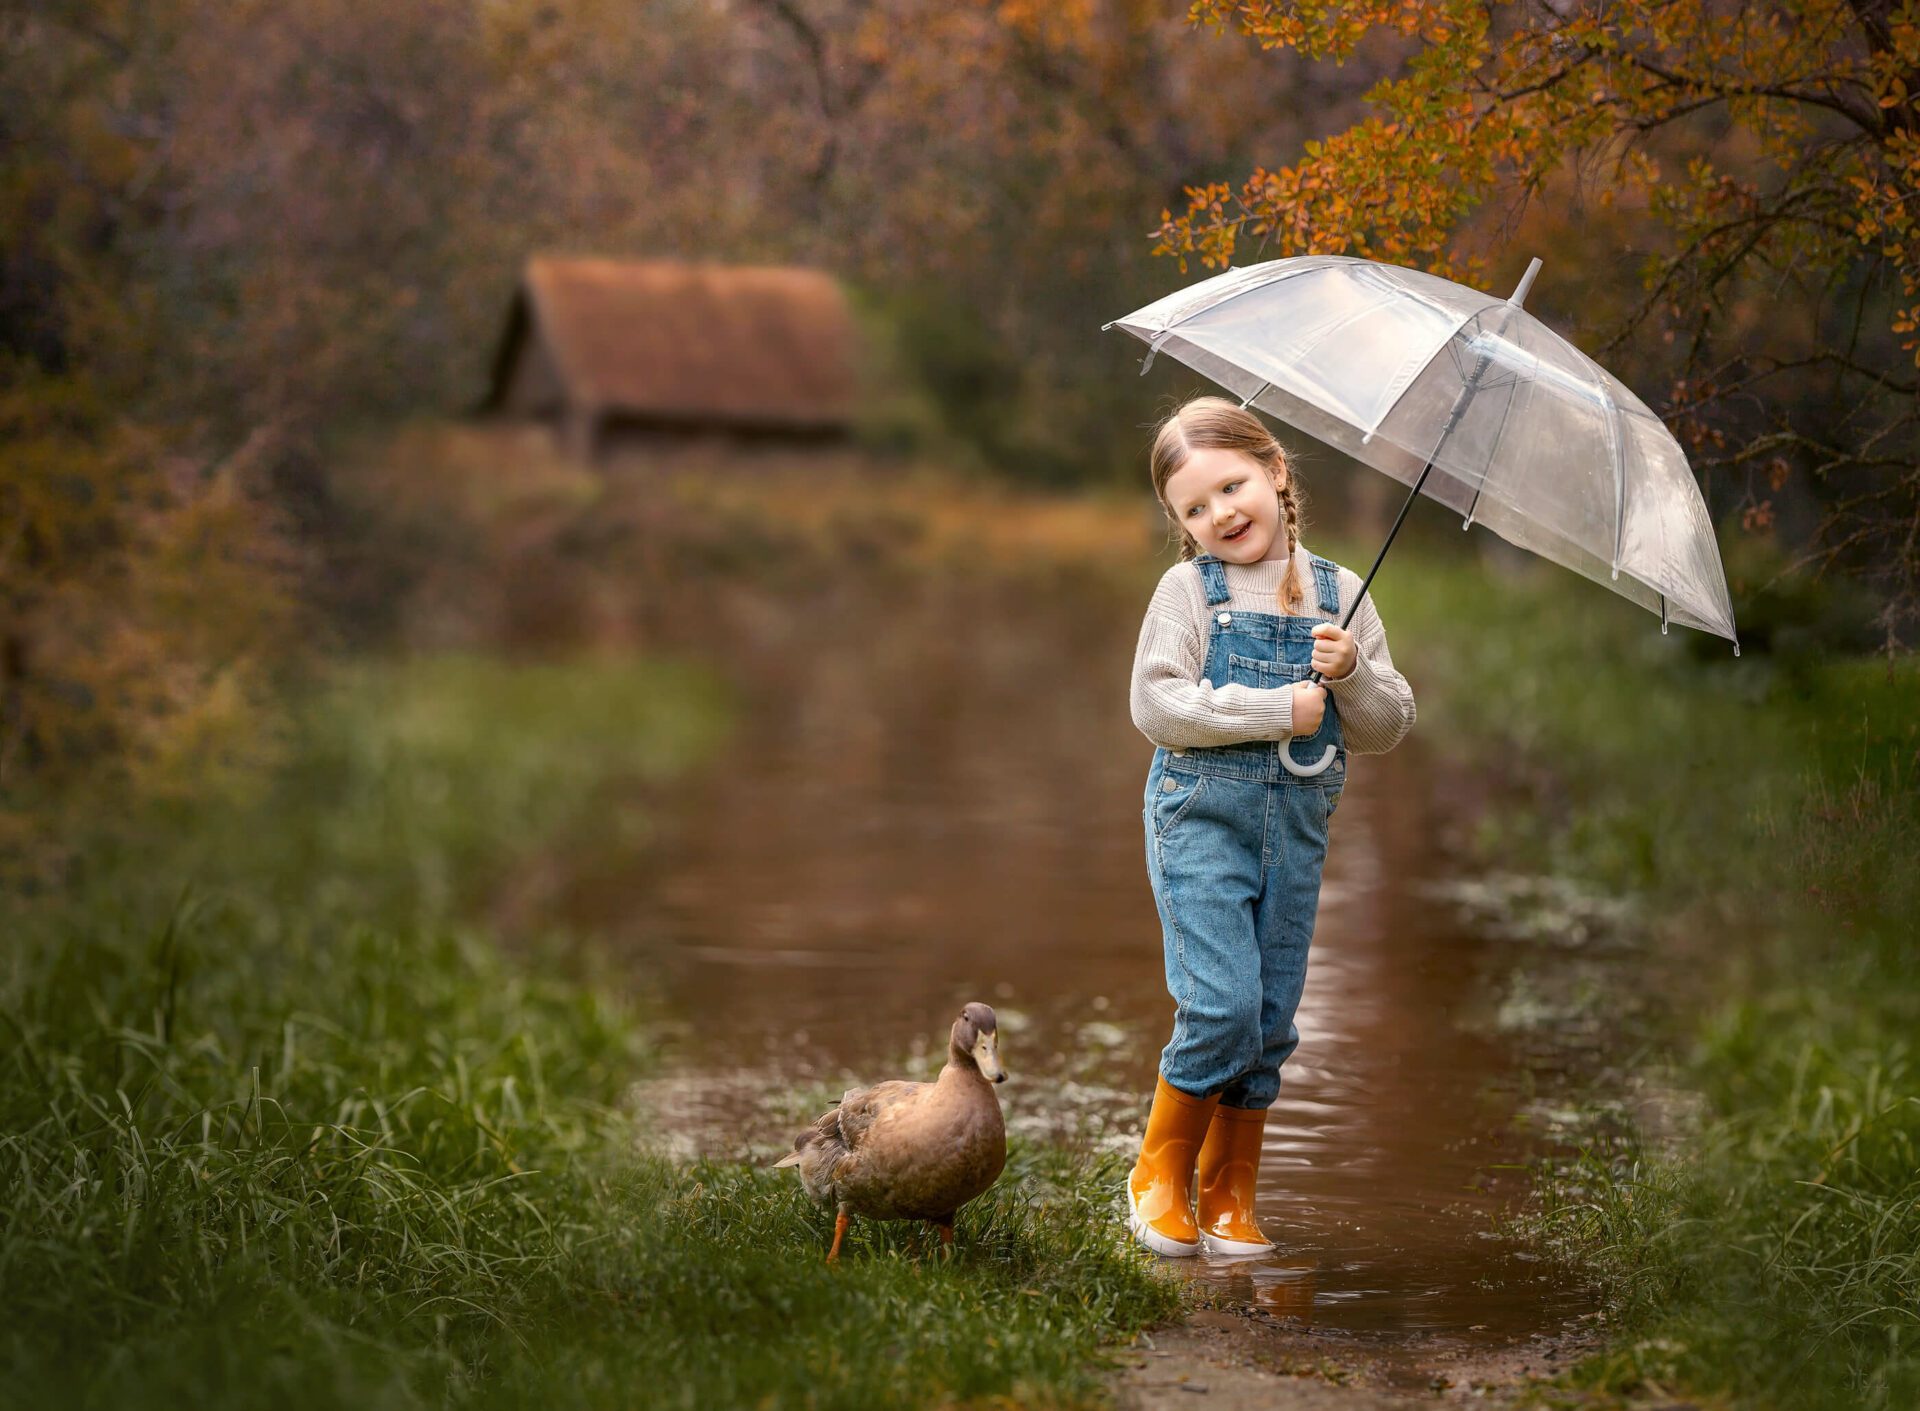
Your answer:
[1461,339,1536,530]
[1589,367,1630,580]
[1357,302,1496,445]
[1559,341,1633,580]
[1461,392,1517,530]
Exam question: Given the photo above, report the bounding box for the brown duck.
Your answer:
[773,1002,1008,1261]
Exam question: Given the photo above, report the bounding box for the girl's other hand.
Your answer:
[1310,623,1357,680]
[1290,681,1326,735]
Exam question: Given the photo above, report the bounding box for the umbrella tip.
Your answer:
[1507,257,1543,309]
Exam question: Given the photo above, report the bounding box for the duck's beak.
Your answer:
[971,1031,1007,1084]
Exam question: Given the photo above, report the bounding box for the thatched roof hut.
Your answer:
[485,257,857,456]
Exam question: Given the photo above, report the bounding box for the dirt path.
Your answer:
[1107,1307,1646,1409]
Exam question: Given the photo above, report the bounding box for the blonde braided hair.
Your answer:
[1149,395,1307,613]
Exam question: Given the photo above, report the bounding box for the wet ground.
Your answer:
[535,558,1629,1375]
[1106,1305,1623,1407]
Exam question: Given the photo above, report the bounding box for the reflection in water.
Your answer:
[552,563,1596,1343]
[1210,1259,1319,1320]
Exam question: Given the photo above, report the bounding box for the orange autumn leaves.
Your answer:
[1153,0,1920,640]
[1158,0,1920,363]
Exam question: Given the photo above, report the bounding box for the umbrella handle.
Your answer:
[1281,674,1338,776]
[1279,743,1338,778]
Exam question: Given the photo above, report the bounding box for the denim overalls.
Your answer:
[1143,552,1347,1110]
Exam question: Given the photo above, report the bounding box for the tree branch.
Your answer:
[1625,52,1884,134]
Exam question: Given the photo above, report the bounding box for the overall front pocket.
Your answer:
[1152,771,1207,838]
[1227,654,1308,689]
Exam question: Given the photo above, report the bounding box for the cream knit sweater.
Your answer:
[1128,544,1416,754]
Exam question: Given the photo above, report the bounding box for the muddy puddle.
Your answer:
[544,560,1620,1349]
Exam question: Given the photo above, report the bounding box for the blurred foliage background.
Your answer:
[3,0,1350,833]
[5,0,1912,846]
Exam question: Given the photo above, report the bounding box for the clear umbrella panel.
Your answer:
[1111,256,1737,644]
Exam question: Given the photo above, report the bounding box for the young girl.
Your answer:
[1126,396,1416,1257]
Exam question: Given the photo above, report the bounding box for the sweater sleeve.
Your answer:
[1322,577,1416,754]
[1128,567,1298,749]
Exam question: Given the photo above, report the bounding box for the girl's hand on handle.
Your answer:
[1310,623,1357,681]
[1290,681,1326,736]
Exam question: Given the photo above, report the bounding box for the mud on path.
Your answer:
[1108,1306,1624,1408]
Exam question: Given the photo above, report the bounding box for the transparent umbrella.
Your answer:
[1106,255,1739,657]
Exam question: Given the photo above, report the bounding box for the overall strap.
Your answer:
[1308,554,1342,617]
[1192,555,1231,607]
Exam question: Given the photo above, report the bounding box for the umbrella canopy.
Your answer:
[1107,255,1737,646]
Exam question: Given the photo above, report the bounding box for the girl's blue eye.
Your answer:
[1185,505,1201,517]
[1225,481,1242,493]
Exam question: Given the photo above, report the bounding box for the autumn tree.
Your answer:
[1156,0,1920,649]
[3,3,302,848]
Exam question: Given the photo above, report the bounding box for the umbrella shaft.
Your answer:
[1307,457,1434,685]
[1308,330,1505,684]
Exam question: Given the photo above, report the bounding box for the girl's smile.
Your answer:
[1162,446,1290,564]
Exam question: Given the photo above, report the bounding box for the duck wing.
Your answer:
[830,1080,923,1151]
[772,1079,926,1211]
[832,1069,1007,1222]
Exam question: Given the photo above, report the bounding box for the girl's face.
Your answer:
[1162,446,1290,564]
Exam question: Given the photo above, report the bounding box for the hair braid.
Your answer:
[1276,474,1305,613]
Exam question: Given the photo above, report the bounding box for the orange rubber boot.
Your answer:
[1195,1103,1274,1255]
[1127,1076,1219,1257]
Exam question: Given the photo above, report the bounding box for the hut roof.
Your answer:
[486,257,857,429]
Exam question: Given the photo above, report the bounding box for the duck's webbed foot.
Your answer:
[827,1210,851,1263]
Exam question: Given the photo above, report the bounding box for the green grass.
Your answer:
[1,653,1177,1410]
[472,1147,1177,1411]
[1364,529,1920,1410]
